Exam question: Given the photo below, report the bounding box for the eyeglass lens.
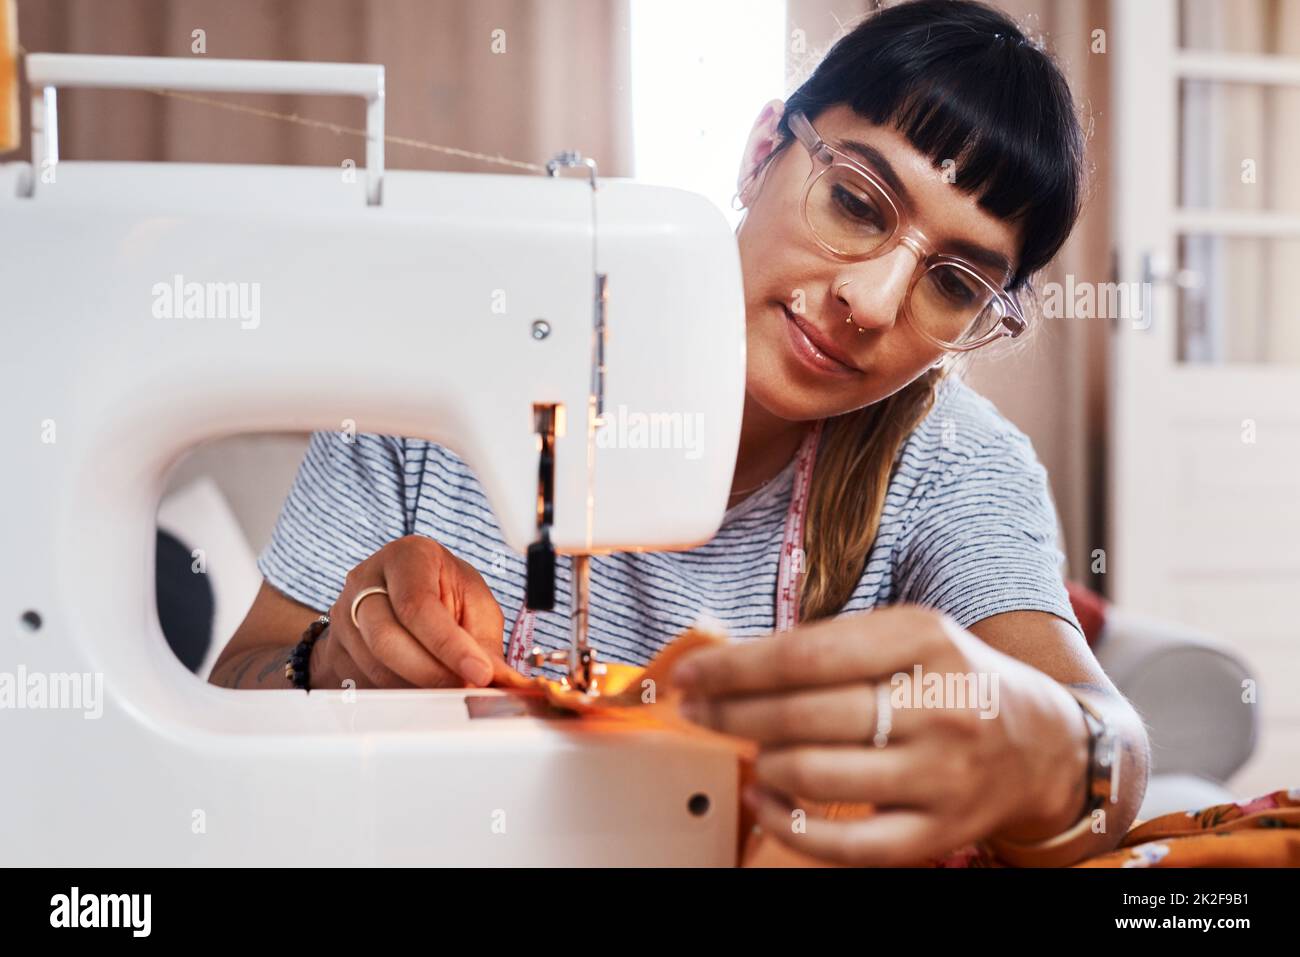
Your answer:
[807,166,1005,347]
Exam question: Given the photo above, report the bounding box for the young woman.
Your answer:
[213,0,1149,867]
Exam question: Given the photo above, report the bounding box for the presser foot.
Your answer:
[528,646,608,695]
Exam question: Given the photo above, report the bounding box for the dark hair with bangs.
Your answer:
[783,0,1090,623]
[770,0,1086,293]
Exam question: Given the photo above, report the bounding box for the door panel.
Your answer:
[1112,0,1300,795]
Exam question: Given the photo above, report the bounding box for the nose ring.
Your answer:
[836,280,866,334]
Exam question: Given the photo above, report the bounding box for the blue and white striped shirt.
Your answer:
[258,373,1082,665]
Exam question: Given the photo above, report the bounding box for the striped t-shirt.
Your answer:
[257,373,1083,666]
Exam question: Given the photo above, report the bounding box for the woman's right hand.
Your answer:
[312,535,508,689]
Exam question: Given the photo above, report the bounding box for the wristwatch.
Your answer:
[983,687,1122,867]
[1080,689,1122,809]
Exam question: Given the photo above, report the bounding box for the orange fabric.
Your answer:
[492,630,1300,867]
[493,628,730,716]
[1066,790,1300,868]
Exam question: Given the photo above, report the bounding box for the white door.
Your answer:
[1111,0,1300,797]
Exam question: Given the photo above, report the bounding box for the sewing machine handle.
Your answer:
[23,53,386,204]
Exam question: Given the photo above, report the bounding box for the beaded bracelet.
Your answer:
[285,614,330,691]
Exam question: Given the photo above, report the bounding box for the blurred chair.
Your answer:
[156,476,262,680]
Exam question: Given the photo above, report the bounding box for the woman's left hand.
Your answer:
[670,605,1089,866]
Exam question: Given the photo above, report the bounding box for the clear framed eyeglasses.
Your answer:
[787,110,1027,351]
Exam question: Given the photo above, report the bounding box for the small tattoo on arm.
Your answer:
[229,652,259,688]
[257,650,292,684]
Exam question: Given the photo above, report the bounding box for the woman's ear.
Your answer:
[735,98,786,207]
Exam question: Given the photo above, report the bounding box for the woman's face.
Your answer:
[735,101,1024,421]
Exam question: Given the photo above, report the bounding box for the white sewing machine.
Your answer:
[0,54,747,865]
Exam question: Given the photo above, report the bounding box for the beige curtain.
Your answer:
[785,0,1112,591]
[985,0,1111,592]
[10,0,632,176]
